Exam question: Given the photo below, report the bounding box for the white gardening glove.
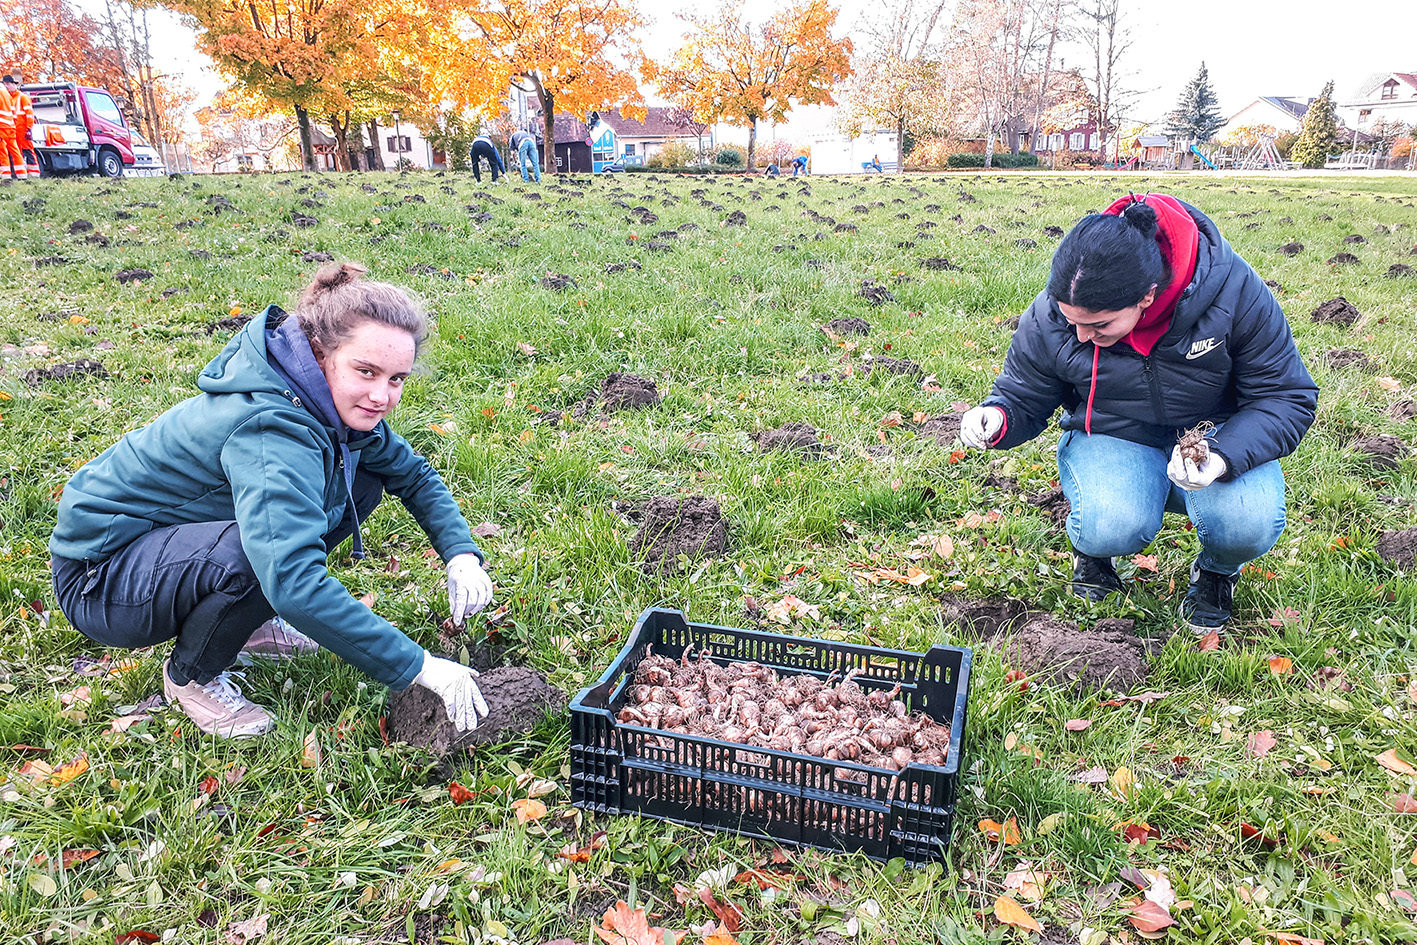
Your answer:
[1166,444,1227,491]
[412,650,490,732]
[446,553,493,626]
[959,405,1005,449]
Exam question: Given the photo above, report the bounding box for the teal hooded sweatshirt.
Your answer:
[49,307,481,689]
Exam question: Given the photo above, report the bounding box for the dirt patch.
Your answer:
[24,358,109,386]
[1355,434,1408,470]
[753,422,823,455]
[115,268,155,284]
[303,251,334,263]
[604,260,642,274]
[33,255,69,268]
[1028,486,1071,527]
[1377,528,1417,569]
[290,212,318,228]
[1388,264,1414,279]
[630,495,729,576]
[921,256,959,271]
[1043,226,1064,238]
[385,665,566,755]
[574,372,660,418]
[1323,349,1370,371]
[858,280,894,305]
[866,356,923,379]
[539,273,577,291]
[939,595,1030,637]
[206,315,252,335]
[972,224,996,235]
[1327,252,1360,266]
[1389,400,1416,422]
[68,219,93,235]
[824,317,871,336]
[995,613,1149,692]
[1278,242,1303,255]
[1310,297,1361,326]
[1343,234,1367,244]
[1015,238,1038,249]
[915,411,964,444]
[723,210,747,226]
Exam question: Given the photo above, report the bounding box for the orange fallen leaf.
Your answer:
[594,901,686,945]
[1378,749,1417,777]
[993,894,1043,932]
[1377,376,1402,392]
[703,927,739,945]
[697,886,743,934]
[1389,793,1417,813]
[1196,630,1220,651]
[449,782,476,805]
[512,798,547,824]
[49,754,89,786]
[1240,821,1282,847]
[1268,656,1294,675]
[60,848,100,869]
[557,830,609,862]
[1246,730,1277,759]
[1063,719,1092,732]
[300,730,321,769]
[1129,899,1175,932]
[979,817,1021,845]
[1131,553,1159,573]
[1260,930,1325,945]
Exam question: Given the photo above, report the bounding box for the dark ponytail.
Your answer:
[1047,196,1165,311]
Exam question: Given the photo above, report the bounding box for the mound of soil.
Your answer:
[604,260,642,274]
[1388,264,1414,279]
[1343,234,1367,244]
[1355,434,1408,470]
[915,412,964,444]
[939,595,1029,637]
[920,256,959,271]
[1327,252,1360,266]
[996,613,1149,692]
[972,224,996,235]
[630,495,729,576]
[867,356,923,379]
[1310,297,1361,326]
[68,219,93,235]
[24,358,108,386]
[858,281,894,305]
[1265,280,1283,293]
[291,212,318,228]
[753,422,822,454]
[303,251,334,263]
[1377,528,1417,569]
[115,268,155,284]
[539,273,577,291]
[1028,486,1071,527]
[205,315,252,334]
[1324,348,1371,370]
[1043,225,1064,238]
[1015,238,1038,249]
[33,255,69,268]
[1278,242,1303,255]
[573,372,660,419]
[824,317,871,336]
[1389,400,1416,421]
[385,666,566,755]
[723,210,747,226]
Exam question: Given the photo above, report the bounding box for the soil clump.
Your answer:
[630,495,729,576]
[1278,242,1303,255]
[824,317,871,336]
[866,356,923,379]
[995,613,1149,692]
[206,315,252,334]
[539,273,576,291]
[939,595,1030,637]
[920,256,959,271]
[915,412,964,444]
[1327,252,1360,266]
[115,268,155,284]
[858,280,894,305]
[1028,486,1071,526]
[1355,434,1408,470]
[572,373,660,419]
[1389,400,1416,422]
[1310,297,1361,326]
[24,358,109,386]
[385,666,566,755]
[1377,528,1417,569]
[753,422,823,454]
[1323,349,1370,371]
[1388,264,1414,278]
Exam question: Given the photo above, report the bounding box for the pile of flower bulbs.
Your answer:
[616,647,950,771]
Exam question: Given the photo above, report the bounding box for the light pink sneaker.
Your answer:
[237,617,320,665]
[163,661,276,738]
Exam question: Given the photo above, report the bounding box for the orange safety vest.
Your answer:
[16,91,33,137]
[0,85,14,134]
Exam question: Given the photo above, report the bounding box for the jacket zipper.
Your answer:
[1141,356,1166,423]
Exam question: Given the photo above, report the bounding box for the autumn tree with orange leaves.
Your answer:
[648,0,853,170]
[0,0,125,90]
[421,0,646,174]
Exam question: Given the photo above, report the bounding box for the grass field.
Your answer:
[1,167,1416,944]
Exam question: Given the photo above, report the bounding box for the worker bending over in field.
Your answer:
[51,264,495,737]
[959,194,1317,632]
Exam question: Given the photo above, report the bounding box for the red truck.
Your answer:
[25,81,136,178]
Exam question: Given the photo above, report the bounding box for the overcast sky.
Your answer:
[84,0,1413,135]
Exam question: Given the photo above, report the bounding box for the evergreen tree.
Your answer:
[1164,62,1225,143]
[1291,80,1339,169]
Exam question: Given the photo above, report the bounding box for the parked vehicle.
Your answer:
[127,130,167,177]
[26,81,134,178]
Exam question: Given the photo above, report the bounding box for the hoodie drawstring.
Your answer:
[340,443,365,560]
[1085,344,1099,436]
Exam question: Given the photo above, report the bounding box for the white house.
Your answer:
[375,117,438,169]
[1343,72,1417,131]
[1222,97,1311,134]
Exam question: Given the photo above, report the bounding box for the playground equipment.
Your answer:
[1189,144,1217,169]
[1237,135,1285,170]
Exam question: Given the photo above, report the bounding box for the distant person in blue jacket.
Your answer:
[791,154,809,176]
[510,128,540,182]
[50,263,496,737]
[959,194,1317,632]
[470,133,504,182]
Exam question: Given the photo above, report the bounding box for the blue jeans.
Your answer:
[469,141,503,181]
[1056,430,1286,576]
[52,471,384,685]
[517,139,541,182]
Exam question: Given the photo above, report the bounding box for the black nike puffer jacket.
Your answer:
[981,200,1318,479]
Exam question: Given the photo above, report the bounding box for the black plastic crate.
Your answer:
[570,607,972,865]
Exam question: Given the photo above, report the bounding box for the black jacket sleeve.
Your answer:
[981,294,1071,449]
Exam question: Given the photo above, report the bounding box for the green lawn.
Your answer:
[1,168,1416,944]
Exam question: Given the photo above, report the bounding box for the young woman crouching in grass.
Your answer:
[49,263,494,737]
[960,194,1318,632]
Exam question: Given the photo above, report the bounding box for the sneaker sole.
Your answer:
[233,650,308,667]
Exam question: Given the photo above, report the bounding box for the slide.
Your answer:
[1190,144,1217,169]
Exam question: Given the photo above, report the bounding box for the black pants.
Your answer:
[52,472,383,685]
[469,141,502,182]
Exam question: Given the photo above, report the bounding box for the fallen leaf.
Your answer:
[300,731,321,769]
[594,901,686,945]
[1239,821,1282,847]
[1111,766,1135,800]
[1268,607,1302,628]
[1064,719,1092,732]
[557,831,609,862]
[1378,749,1417,777]
[449,782,477,805]
[1128,899,1175,932]
[511,798,547,824]
[1260,931,1325,945]
[516,341,537,356]
[114,933,160,945]
[225,914,268,944]
[1393,889,1417,912]
[49,754,89,786]
[978,817,1021,845]
[60,848,100,869]
[1119,821,1160,845]
[470,521,502,539]
[1131,553,1159,573]
[1246,730,1278,759]
[1003,865,1049,902]
[1389,793,1417,813]
[1268,656,1294,675]
[993,894,1043,933]
[1196,630,1220,651]
[1378,376,1402,392]
[697,887,743,934]
[703,926,739,945]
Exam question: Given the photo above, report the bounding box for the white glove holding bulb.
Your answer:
[959,405,1005,450]
[1166,445,1227,491]
[446,553,494,626]
[412,650,490,731]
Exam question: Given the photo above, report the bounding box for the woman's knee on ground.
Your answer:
[1067,504,1164,558]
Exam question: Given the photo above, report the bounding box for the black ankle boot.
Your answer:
[1071,553,1124,602]
[1181,562,1239,632]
